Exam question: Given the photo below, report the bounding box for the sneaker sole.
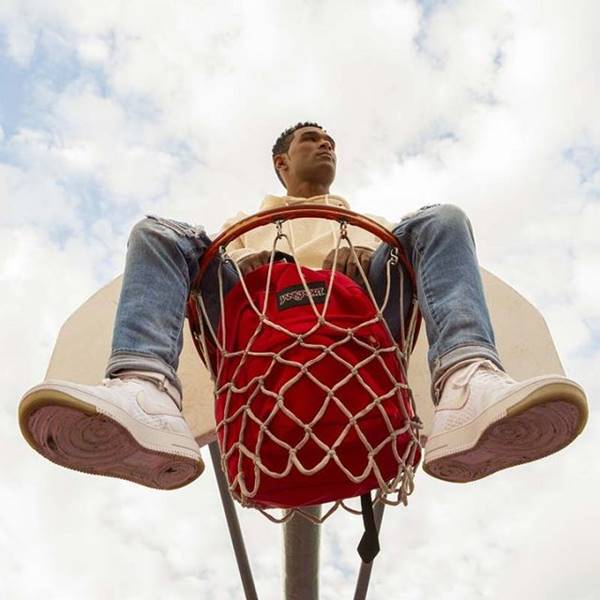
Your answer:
[422,379,588,483]
[19,384,205,490]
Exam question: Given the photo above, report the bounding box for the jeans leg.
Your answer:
[105,215,239,395]
[368,204,503,405]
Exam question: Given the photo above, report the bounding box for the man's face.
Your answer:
[275,126,337,189]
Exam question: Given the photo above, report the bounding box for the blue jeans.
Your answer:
[106,205,503,405]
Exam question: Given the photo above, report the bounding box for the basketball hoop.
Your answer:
[186,205,423,525]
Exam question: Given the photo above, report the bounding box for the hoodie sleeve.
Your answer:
[365,212,397,231]
[214,211,259,263]
[352,212,398,252]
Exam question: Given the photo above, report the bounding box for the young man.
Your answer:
[19,122,588,490]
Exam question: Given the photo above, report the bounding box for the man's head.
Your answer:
[272,122,336,196]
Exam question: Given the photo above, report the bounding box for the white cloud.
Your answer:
[76,36,110,65]
[0,161,79,230]
[1,20,37,66]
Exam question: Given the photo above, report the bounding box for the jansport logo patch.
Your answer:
[278,282,328,310]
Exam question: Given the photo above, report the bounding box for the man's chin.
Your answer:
[312,165,336,181]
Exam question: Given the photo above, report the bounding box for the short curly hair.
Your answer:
[272,121,325,188]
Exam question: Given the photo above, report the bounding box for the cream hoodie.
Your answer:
[217,193,396,269]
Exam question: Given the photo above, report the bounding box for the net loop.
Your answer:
[339,218,349,239]
[275,219,285,239]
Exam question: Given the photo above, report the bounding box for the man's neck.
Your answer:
[285,182,330,198]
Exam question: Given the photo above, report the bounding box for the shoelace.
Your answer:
[101,375,183,410]
[450,359,513,390]
[101,377,127,387]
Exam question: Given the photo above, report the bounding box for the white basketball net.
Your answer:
[190,215,423,524]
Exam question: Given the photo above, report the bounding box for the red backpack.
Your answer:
[213,261,421,508]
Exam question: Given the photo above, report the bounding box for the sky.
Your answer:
[1,0,599,598]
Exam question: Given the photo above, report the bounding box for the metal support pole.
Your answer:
[209,442,258,600]
[283,505,322,600]
[353,502,386,600]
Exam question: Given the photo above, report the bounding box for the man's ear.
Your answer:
[274,155,287,172]
[274,155,288,184]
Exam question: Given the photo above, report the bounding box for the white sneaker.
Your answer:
[423,359,588,483]
[18,372,204,490]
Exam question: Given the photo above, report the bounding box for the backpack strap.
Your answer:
[357,492,380,563]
